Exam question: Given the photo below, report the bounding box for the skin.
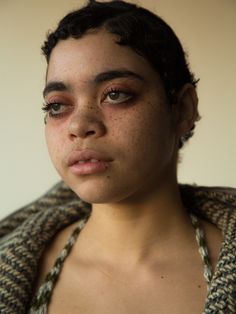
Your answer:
[45,32,179,205]
[39,29,222,313]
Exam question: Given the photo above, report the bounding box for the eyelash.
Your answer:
[102,87,135,104]
[42,87,135,119]
[42,102,67,118]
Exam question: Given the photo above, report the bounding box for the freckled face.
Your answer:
[44,30,178,204]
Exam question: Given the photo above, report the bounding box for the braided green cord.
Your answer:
[29,219,87,313]
[190,213,213,287]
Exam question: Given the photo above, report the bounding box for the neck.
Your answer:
[78,181,195,264]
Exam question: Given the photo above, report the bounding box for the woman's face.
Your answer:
[44,29,179,204]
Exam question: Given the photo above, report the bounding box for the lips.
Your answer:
[67,149,112,175]
[77,159,100,164]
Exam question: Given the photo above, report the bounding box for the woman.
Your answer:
[0,1,235,313]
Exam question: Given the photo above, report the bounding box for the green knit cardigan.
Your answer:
[0,182,236,313]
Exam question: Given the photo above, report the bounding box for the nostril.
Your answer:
[86,130,96,137]
[68,115,106,139]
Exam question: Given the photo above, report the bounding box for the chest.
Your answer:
[46,259,207,314]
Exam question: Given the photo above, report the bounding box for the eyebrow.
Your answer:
[94,70,144,83]
[43,69,144,98]
[43,81,69,98]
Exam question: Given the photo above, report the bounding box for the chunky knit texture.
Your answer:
[0,182,236,313]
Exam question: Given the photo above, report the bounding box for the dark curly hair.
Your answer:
[42,0,200,148]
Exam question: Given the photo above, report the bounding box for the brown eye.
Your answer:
[105,91,133,104]
[108,92,121,100]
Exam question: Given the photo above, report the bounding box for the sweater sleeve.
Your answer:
[0,181,77,238]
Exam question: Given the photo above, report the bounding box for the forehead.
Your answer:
[46,29,160,85]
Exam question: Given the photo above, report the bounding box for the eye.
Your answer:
[42,102,68,118]
[103,90,134,105]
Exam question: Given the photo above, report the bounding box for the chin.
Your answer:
[67,180,135,205]
[77,189,126,204]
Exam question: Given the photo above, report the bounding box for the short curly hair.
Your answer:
[42,0,200,148]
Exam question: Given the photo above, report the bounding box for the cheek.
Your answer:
[45,125,66,167]
[108,103,172,149]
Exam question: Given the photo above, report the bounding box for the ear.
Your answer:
[174,83,199,137]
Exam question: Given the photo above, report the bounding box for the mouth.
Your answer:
[67,150,112,175]
[77,159,100,164]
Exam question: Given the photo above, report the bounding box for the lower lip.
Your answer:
[69,161,110,175]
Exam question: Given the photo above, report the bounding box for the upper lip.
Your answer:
[67,149,113,166]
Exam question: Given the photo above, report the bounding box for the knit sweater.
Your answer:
[0,182,236,313]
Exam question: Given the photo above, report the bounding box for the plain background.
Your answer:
[1,0,235,219]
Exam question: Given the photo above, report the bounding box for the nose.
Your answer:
[68,109,106,140]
